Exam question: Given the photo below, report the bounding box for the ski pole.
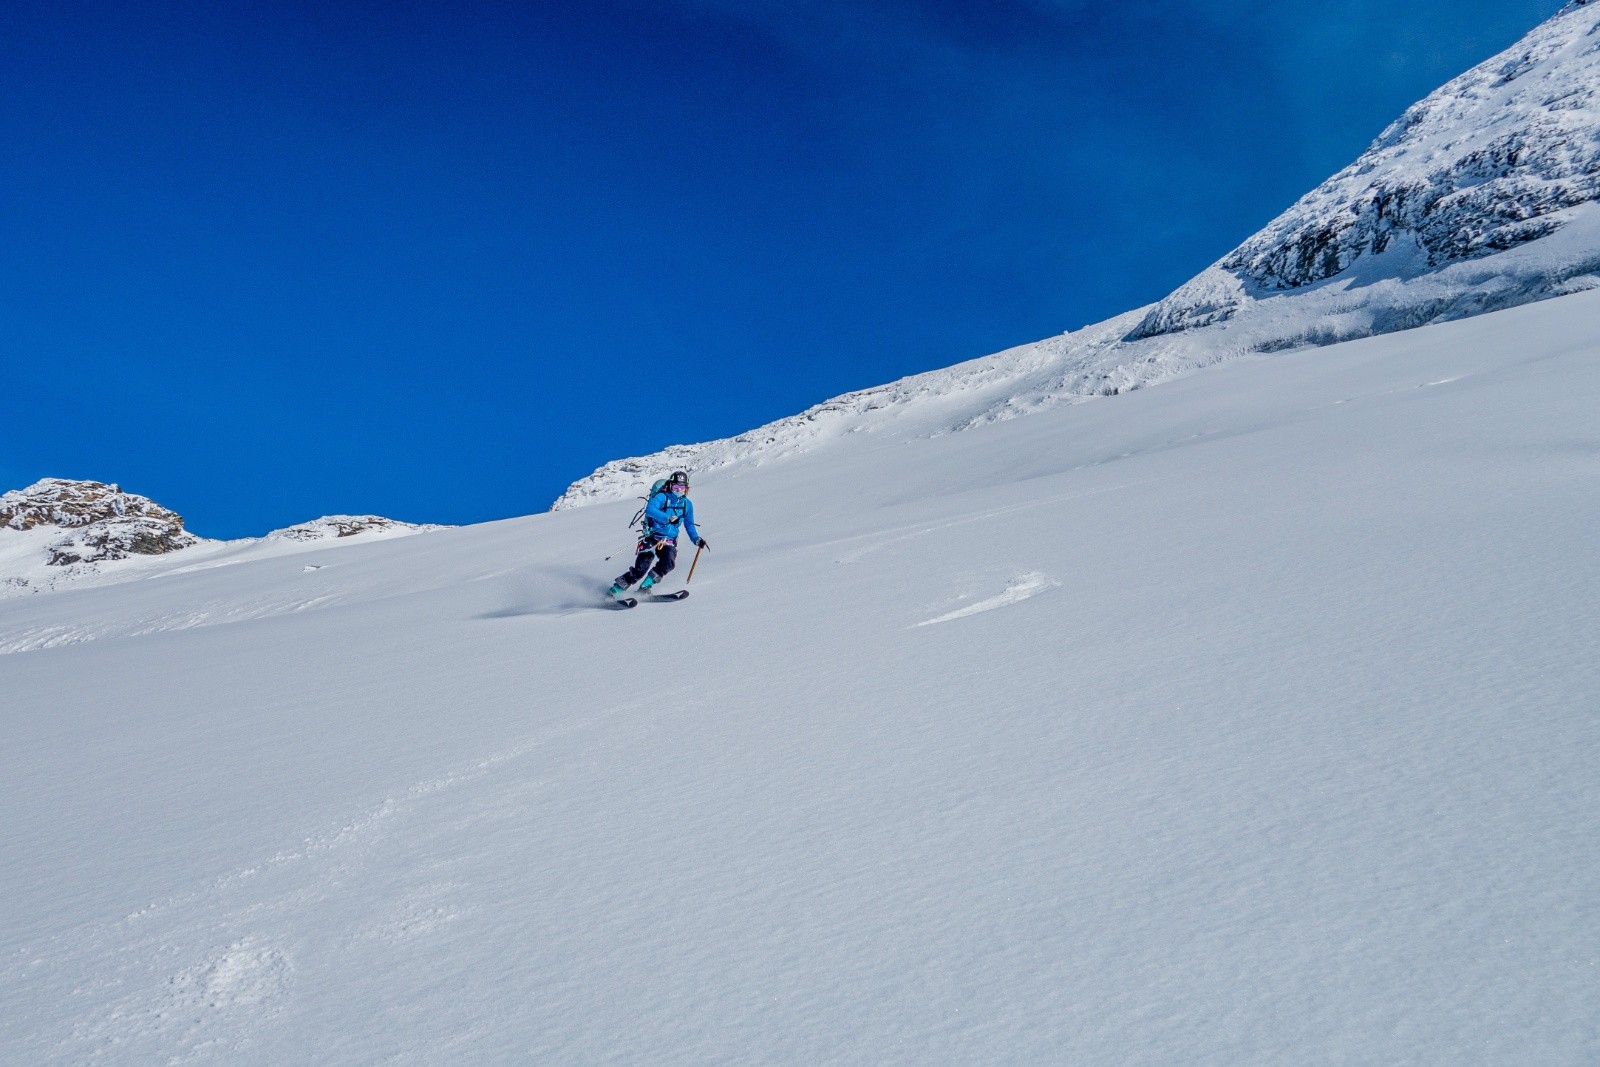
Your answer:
[685,541,705,585]
[607,499,650,561]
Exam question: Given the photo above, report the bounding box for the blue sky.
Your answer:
[1,0,1570,536]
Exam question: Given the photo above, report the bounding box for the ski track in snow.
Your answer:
[916,572,1062,627]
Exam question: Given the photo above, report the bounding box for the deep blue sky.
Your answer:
[1,0,1570,536]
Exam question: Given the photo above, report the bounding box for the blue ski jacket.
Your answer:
[642,489,701,545]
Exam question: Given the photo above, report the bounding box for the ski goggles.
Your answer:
[668,481,688,492]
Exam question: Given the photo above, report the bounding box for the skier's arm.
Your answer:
[683,499,702,545]
[643,492,676,529]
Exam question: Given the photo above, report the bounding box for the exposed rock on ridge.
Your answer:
[269,515,447,542]
[0,479,202,565]
[1127,1,1600,340]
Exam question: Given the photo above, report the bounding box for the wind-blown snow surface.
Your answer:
[3,293,1599,1063]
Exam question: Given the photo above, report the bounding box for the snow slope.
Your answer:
[3,290,1597,1064]
[555,0,1600,510]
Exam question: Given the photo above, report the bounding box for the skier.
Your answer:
[608,471,709,599]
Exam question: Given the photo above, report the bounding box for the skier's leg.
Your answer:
[649,542,678,582]
[615,541,656,589]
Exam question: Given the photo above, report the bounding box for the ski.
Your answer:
[604,589,685,609]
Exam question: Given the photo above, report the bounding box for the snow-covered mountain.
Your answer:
[1130,0,1600,341]
[0,478,446,598]
[263,515,436,542]
[555,0,1600,509]
[0,479,206,597]
[1,478,203,562]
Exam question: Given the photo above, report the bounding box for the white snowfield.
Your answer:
[555,0,1600,511]
[3,289,1597,1063]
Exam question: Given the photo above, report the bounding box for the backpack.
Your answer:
[629,477,688,532]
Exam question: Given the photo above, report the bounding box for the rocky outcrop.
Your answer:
[267,515,445,542]
[1126,1,1600,340]
[0,479,203,565]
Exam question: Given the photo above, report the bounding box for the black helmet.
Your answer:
[668,470,690,489]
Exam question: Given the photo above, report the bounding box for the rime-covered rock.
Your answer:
[0,479,203,564]
[266,515,446,542]
[1126,1,1600,340]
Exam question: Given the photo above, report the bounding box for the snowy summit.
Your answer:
[0,478,205,597]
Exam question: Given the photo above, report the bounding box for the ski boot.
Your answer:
[638,574,659,594]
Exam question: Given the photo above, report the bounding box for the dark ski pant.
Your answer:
[616,538,677,588]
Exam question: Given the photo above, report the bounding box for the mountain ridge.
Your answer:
[554,1,1600,510]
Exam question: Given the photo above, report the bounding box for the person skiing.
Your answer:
[609,470,708,599]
